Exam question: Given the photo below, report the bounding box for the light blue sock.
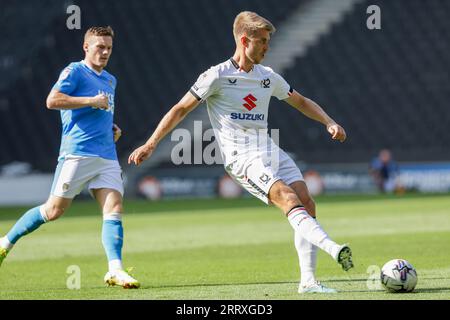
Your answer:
[102,217,123,266]
[6,206,47,244]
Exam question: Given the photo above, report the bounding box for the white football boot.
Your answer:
[104,268,140,289]
[298,281,338,294]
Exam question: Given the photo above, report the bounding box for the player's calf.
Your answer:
[289,180,317,217]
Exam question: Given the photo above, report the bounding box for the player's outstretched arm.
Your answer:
[284,90,347,142]
[128,91,200,166]
[46,89,109,110]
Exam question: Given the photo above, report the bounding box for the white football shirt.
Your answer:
[190,58,292,165]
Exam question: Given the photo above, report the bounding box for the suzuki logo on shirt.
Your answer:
[243,94,257,111]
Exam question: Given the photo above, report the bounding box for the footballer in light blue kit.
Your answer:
[0,26,139,288]
[56,60,117,161]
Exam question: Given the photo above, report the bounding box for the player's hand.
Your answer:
[91,94,110,110]
[128,144,155,166]
[113,123,122,142]
[327,123,346,142]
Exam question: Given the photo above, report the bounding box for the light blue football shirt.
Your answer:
[52,61,117,160]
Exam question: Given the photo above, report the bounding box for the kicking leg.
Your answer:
[269,181,352,293]
[269,180,341,257]
[290,182,353,272]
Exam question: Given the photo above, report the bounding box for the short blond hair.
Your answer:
[233,11,275,41]
[84,26,114,42]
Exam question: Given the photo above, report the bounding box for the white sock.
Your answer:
[0,236,13,251]
[295,231,319,287]
[109,259,123,272]
[103,212,122,222]
[287,206,340,259]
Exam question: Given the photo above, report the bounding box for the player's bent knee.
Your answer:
[269,182,301,211]
[43,205,66,221]
[284,191,300,207]
[103,203,123,215]
[44,196,72,221]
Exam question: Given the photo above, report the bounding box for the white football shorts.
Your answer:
[50,155,124,198]
[225,147,303,204]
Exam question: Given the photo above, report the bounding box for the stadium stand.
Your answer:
[270,0,450,163]
[0,0,301,171]
[1,0,449,171]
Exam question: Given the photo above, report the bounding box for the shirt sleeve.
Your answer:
[52,64,79,95]
[271,72,293,100]
[189,67,219,101]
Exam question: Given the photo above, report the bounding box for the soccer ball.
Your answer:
[380,259,418,293]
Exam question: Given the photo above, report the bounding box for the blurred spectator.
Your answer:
[369,149,399,193]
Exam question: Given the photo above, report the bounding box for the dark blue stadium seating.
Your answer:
[0,0,300,171]
[270,0,450,163]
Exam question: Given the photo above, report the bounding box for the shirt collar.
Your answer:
[81,60,103,76]
[229,57,254,73]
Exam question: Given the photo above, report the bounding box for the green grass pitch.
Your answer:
[0,193,449,300]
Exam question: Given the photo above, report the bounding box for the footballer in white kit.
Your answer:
[190,58,303,203]
[189,57,302,204]
[129,11,353,294]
